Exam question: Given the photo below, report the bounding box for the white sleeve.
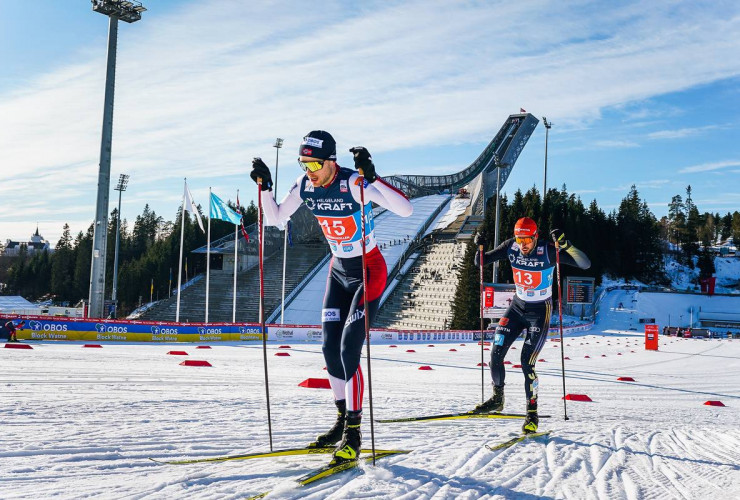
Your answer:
[262,174,305,227]
[349,174,413,217]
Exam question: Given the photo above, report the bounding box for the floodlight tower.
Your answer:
[273,138,284,196]
[111,173,129,317]
[88,0,146,318]
[542,117,552,201]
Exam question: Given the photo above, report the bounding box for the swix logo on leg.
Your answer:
[345,308,366,327]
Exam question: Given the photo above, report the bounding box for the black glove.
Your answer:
[550,228,570,249]
[349,147,376,183]
[250,157,273,191]
[474,232,487,248]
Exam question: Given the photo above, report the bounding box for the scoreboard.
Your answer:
[566,277,595,305]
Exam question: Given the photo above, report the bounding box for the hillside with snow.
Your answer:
[663,254,740,294]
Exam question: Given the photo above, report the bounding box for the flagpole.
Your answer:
[280,223,288,324]
[233,190,239,323]
[206,187,212,323]
[176,178,186,323]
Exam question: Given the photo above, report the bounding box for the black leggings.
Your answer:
[322,247,386,412]
[490,297,552,403]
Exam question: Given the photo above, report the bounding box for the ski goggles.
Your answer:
[515,236,535,245]
[298,159,326,172]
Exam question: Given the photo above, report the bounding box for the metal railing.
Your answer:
[382,195,453,285]
[266,252,332,324]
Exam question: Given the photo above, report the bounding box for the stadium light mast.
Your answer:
[88,0,146,318]
[542,117,552,202]
[272,138,290,324]
[111,173,129,317]
[273,138,284,196]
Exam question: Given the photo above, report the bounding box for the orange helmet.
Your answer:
[514,217,538,238]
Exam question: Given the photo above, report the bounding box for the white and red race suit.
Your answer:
[262,166,411,412]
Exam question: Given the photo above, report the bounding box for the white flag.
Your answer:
[184,182,205,232]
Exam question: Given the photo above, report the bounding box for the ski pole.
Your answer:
[553,235,569,421]
[479,240,485,403]
[257,177,274,450]
[358,169,377,466]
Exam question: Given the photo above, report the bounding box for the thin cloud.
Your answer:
[573,179,672,195]
[647,125,718,139]
[592,140,640,149]
[679,160,740,173]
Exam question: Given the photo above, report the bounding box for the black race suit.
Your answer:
[475,237,590,405]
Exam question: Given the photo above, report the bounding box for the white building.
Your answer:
[3,227,51,256]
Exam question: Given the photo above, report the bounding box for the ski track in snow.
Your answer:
[2,289,740,499]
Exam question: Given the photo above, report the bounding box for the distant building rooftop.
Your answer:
[0,296,36,313]
[3,226,51,256]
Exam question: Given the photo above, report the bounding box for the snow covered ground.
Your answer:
[663,255,740,293]
[2,289,740,499]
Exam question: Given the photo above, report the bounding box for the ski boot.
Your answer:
[522,399,538,434]
[331,410,362,464]
[307,400,346,448]
[470,385,504,414]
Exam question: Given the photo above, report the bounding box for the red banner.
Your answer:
[483,286,494,308]
[700,276,716,296]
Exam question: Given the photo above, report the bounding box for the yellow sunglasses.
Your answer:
[298,159,325,172]
[515,236,535,244]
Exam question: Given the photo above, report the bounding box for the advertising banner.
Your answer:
[5,315,263,342]
[482,283,515,319]
[2,315,593,344]
[645,324,659,350]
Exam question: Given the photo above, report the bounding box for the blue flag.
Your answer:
[287,219,293,247]
[210,192,242,225]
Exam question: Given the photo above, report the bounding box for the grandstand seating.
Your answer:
[139,242,328,323]
[375,239,466,330]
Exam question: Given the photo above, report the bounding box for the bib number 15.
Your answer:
[320,219,346,237]
[316,216,358,242]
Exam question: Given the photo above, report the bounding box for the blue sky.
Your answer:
[1,0,739,245]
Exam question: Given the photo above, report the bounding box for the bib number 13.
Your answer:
[513,269,541,288]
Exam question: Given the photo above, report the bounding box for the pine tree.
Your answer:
[451,237,480,330]
[667,194,686,249]
[696,248,715,279]
[731,212,740,246]
[73,226,94,300]
[720,212,733,241]
[615,185,664,283]
[51,224,76,302]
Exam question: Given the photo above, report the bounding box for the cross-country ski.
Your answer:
[486,430,552,451]
[376,411,551,424]
[149,446,408,465]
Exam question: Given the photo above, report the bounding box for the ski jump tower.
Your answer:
[383,112,540,215]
